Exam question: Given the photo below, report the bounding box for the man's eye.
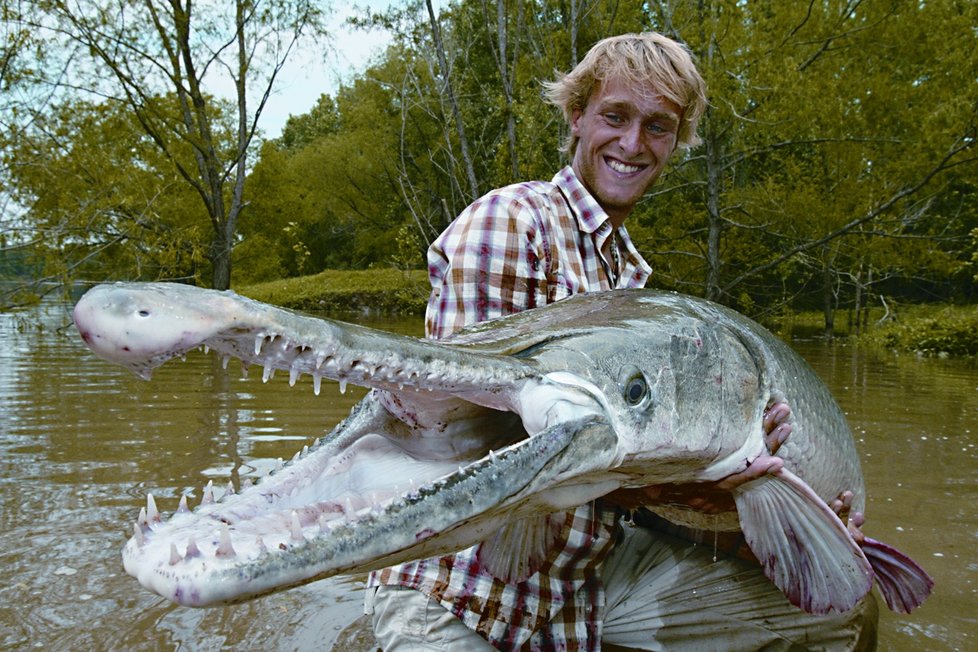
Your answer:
[604,113,623,124]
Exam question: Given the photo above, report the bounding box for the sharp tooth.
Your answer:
[203,344,210,355]
[338,378,347,394]
[133,522,145,545]
[169,543,182,565]
[222,355,231,370]
[226,481,235,497]
[216,524,236,558]
[254,335,264,356]
[137,507,148,527]
[302,445,309,456]
[291,450,301,463]
[146,494,160,522]
[315,354,325,370]
[185,536,200,558]
[202,480,215,505]
[262,362,274,383]
[177,494,190,513]
[313,374,322,396]
[289,366,300,386]
[291,511,304,542]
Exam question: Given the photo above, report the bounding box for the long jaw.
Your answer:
[74,283,614,606]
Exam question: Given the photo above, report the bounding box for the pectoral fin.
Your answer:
[476,513,565,583]
[733,467,873,615]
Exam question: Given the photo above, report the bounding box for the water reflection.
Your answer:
[0,302,974,650]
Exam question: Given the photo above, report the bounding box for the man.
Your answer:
[366,32,874,650]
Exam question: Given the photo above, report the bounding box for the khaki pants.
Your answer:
[367,524,878,651]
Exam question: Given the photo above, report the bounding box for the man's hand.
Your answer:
[605,401,792,513]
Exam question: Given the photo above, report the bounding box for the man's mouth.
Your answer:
[606,158,645,175]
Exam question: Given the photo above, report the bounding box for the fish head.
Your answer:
[508,297,766,487]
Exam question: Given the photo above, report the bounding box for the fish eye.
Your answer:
[137,309,150,318]
[623,374,648,406]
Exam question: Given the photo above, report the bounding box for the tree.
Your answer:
[31,0,326,289]
[4,97,211,285]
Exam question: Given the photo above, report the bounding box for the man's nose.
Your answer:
[618,123,643,156]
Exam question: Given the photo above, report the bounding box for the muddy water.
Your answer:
[0,299,975,651]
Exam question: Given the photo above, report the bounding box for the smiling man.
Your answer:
[365,33,876,651]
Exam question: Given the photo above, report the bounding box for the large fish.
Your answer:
[72,282,931,616]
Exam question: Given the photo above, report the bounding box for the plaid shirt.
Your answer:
[369,166,652,651]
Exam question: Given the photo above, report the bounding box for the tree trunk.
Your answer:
[822,246,835,339]
[425,0,480,202]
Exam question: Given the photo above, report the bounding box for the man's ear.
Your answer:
[570,107,583,136]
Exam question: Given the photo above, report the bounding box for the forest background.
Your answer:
[1,0,976,337]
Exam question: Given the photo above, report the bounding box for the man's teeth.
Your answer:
[608,159,641,174]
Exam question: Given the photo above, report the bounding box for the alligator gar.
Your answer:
[72,282,932,615]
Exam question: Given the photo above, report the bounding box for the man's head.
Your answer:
[545,32,707,156]
[544,33,707,225]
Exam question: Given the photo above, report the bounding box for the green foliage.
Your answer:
[6,0,976,317]
[3,97,211,284]
[858,304,978,357]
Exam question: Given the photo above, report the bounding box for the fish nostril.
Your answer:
[138,310,150,318]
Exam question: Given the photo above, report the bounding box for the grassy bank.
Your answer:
[240,269,978,356]
[237,268,430,314]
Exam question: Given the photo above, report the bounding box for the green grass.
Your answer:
[236,268,430,314]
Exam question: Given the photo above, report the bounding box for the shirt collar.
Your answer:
[552,166,608,235]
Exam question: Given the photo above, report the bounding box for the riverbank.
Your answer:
[239,269,978,356]
[238,268,430,315]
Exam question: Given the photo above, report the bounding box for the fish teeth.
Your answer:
[290,511,304,542]
[169,543,182,565]
[133,522,145,546]
[146,494,160,523]
[313,374,322,396]
[185,536,200,558]
[262,362,274,383]
[289,365,300,386]
[177,494,190,513]
[216,524,236,558]
[202,480,215,505]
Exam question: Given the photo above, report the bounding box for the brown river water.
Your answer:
[1,297,975,651]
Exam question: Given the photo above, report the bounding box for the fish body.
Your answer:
[71,282,932,614]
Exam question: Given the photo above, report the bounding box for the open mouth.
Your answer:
[605,157,645,175]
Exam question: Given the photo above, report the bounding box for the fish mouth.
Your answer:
[76,283,614,606]
[123,386,610,607]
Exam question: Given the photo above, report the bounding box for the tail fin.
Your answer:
[862,537,934,613]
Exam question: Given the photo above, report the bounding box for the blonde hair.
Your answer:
[544,33,708,154]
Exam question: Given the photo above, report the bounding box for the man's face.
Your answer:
[571,77,682,225]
